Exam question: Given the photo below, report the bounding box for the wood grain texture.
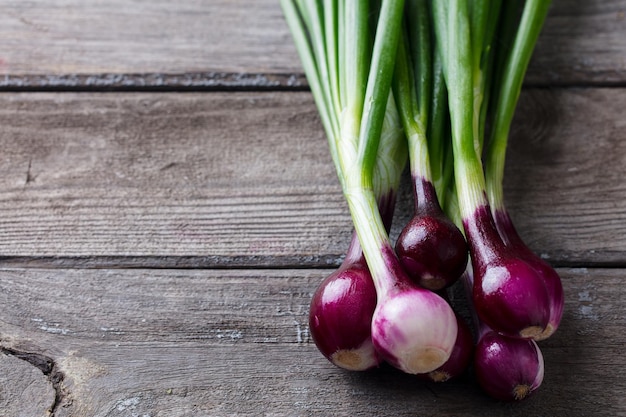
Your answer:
[0,267,622,416]
[0,0,624,88]
[527,0,626,85]
[1,0,292,74]
[0,89,624,266]
[503,88,626,265]
[0,91,348,267]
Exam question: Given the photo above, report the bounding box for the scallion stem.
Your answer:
[308,95,406,372]
[392,0,467,291]
[341,0,406,295]
[354,0,406,185]
[427,49,450,205]
[432,0,551,339]
[284,0,459,375]
[483,0,562,341]
[485,0,552,211]
[432,0,487,219]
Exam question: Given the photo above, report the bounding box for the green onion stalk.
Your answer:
[484,0,562,341]
[282,0,458,374]
[431,0,551,340]
[306,94,407,371]
[392,0,468,292]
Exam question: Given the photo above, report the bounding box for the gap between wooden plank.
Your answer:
[0,255,343,270]
[1,255,625,270]
[1,73,625,92]
[0,72,309,92]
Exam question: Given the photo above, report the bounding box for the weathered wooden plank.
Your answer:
[0,267,622,416]
[0,89,624,266]
[528,0,626,85]
[0,91,348,267]
[0,0,624,88]
[0,0,303,90]
[503,88,626,266]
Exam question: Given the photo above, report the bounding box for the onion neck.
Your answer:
[343,232,365,265]
[343,176,409,298]
[344,183,399,268]
[492,208,525,249]
[485,132,507,213]
[452,128,506,266]
[413,176,442,215]
[405,127,442,215]
[462,203,508,267]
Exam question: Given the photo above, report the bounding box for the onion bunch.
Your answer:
[281,0,562,401]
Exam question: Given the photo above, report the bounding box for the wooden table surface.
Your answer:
[1,1,625,416]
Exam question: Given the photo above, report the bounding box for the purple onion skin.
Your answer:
[474,329,545,401]
[307,191,398,371]
[493,209,564,340]
[309,257,381,371]
[465,205,550,339]
[396,178,468,291]
[421,312,474,383]
[370,246,458,375]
